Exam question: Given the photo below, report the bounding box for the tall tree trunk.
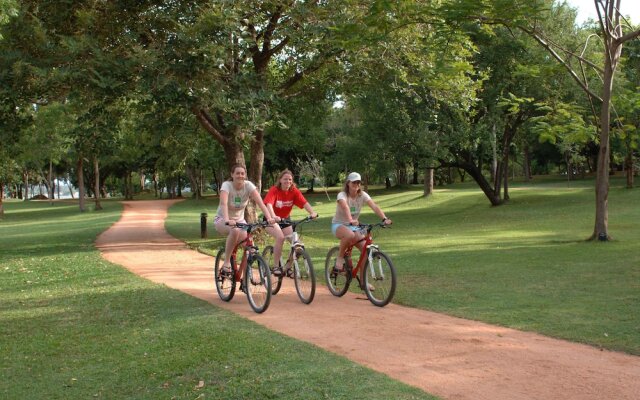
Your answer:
[490,123,498,184]
[423,167,434,197]
[245,128,265,222]
[22,169,29,201]
[48,159,54,206]
[66,174,75,199]
[503,152,510,201]
[523,144,532,181]
[93,155,102,210]
[592,37,621,240]
[625,144,634,189]
[0,183,4,217]
[77,156,86,212]
[185,166,201,200]
[442,153,502,206]
[249,128,265,191]
[153,172,159,198]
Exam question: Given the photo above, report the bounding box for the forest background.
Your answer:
[1,0,639,241]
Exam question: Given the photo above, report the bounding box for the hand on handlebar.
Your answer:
[382,217,392,226]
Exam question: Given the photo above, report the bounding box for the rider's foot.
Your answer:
[221,264,233,276]
[334,256,345,272]
[367,283,375,292]
[285,266,295,278]
[272,264,283,276]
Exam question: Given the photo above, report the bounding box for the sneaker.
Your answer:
[367,283,375,292]
[220,264,233,277]
[272,265,283,276]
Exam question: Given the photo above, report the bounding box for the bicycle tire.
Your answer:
[244,254,272,313]
[293,247,315,304]
[214,248,236,301]
[261,245,283,295]
[324,246,351,297]
[363,250,396,307]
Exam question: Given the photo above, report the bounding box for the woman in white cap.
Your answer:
[331,172,392,271]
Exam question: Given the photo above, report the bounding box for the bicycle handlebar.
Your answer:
[225,220,271,232]
[277,215,318,231]
[344,220,391,233]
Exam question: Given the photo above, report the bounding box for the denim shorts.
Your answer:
[331,223,359,236]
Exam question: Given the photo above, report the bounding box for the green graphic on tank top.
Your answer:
[350,205,356,214]
[234,196,242,208]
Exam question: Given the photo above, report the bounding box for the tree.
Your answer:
[476,0,640,238]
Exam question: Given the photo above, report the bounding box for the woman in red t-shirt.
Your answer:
[264,169,318,276]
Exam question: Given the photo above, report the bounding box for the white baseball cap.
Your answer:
[347,172,361,182]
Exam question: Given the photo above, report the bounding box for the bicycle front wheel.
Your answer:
[245,254,272,313]
[261,245,283,295]
[324,246,351,297]
[293,248,315,304]
[214,248,236,301]
[363,250,396,307]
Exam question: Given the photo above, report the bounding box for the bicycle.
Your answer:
[262,216,317,304]
[214,221,272,313]
[324,221,397,307]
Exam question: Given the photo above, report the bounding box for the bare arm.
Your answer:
[303,202,318,218]
[266,203,280,221]
[367,199,392,225]
[251,189,275,224]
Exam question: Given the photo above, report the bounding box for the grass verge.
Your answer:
[0,200,436,399]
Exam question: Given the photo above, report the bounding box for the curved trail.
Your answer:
[95,200,640,400]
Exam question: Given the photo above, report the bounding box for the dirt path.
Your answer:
[95,200,640,400]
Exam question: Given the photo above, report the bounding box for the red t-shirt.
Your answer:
[263,186,308,218]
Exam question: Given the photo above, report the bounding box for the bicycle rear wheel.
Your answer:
[293,248,315,304]
[245,254,272,313]
[324,246,351,297]
[262,245,283,295]
[214,248,236,301]
[363,250,396,307]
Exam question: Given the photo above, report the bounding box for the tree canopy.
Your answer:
[1,0,639,238]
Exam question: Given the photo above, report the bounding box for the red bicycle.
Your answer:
[324,221,397,307]
[214,221,272,313]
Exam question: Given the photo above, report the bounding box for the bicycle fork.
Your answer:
[365,244,385,282]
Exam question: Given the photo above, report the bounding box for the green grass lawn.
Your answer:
[166,176,640,355]
[0,200,435,399]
